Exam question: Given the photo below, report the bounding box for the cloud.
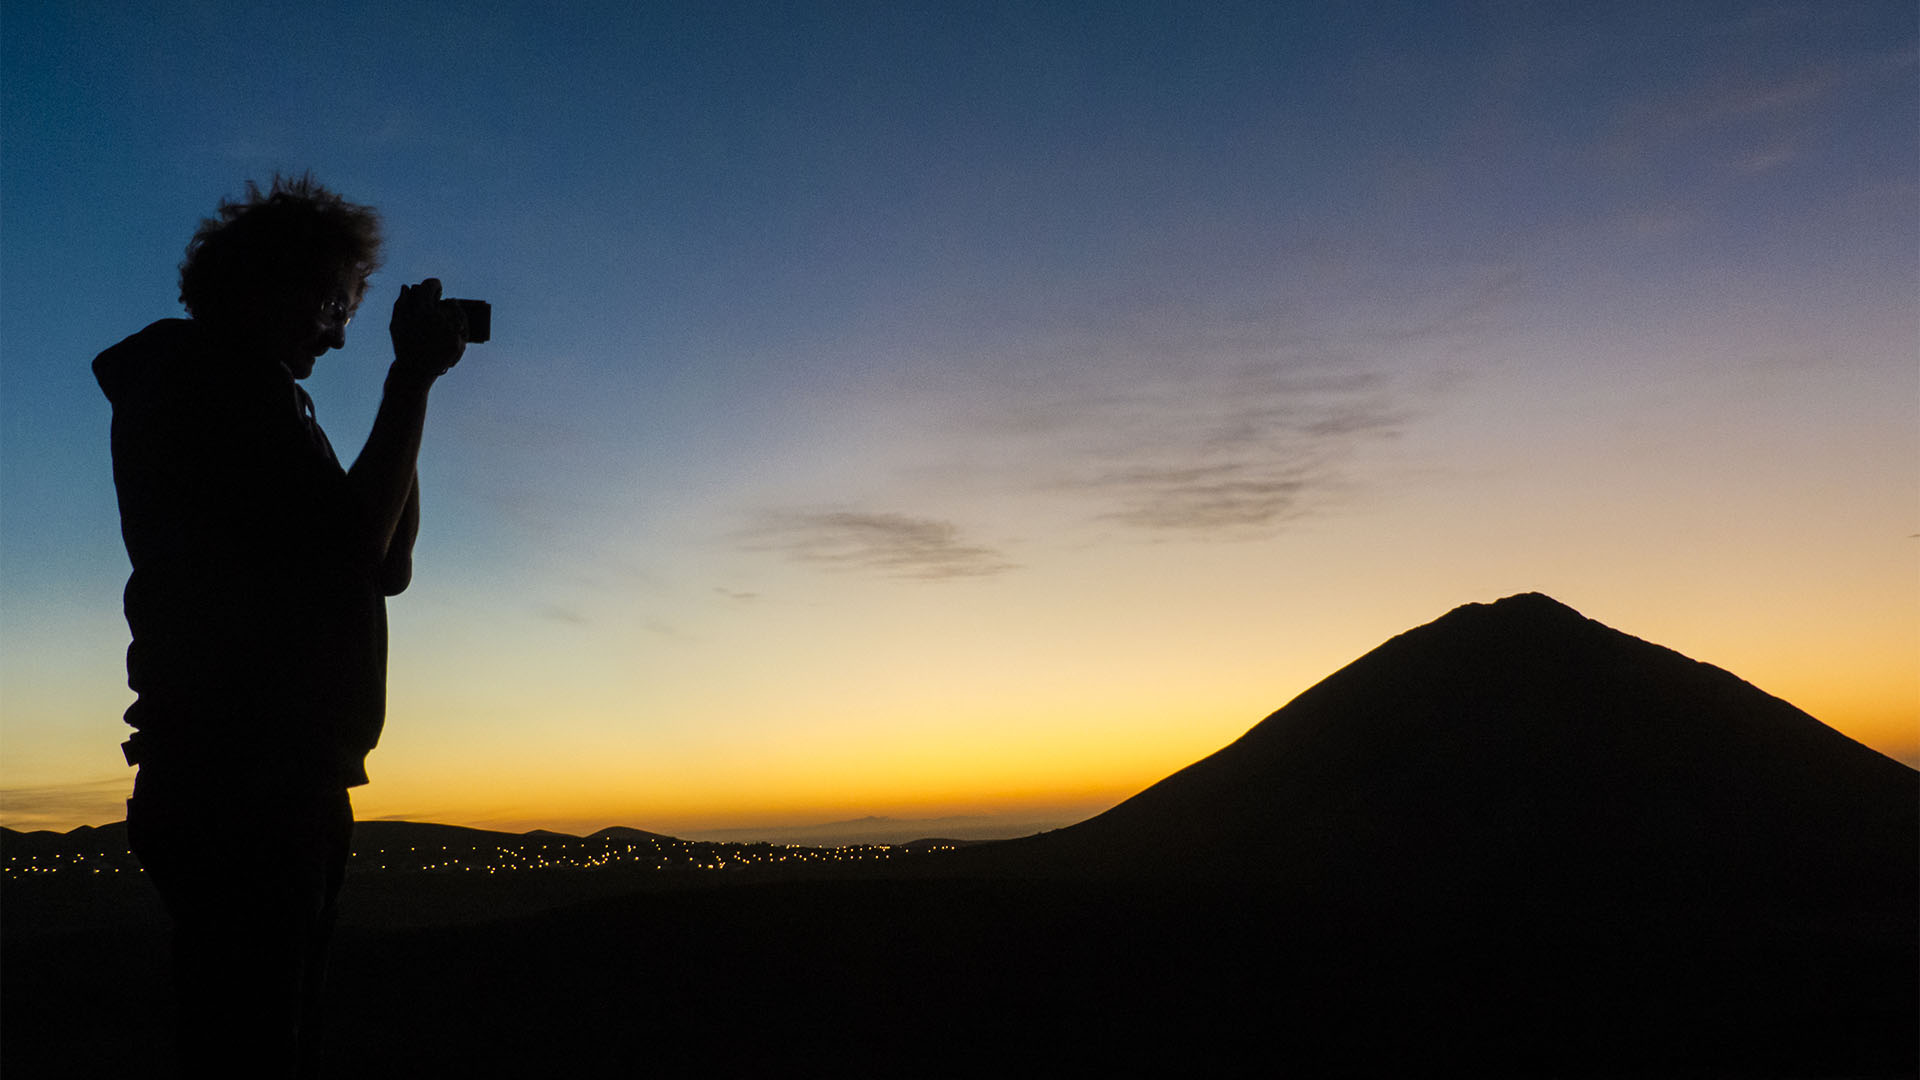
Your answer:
[534,603,591,625]
[1080,464,1314,531]
[1732,142,1799,176]
[1008,364,1413,536]
[747,268,1463,563]
[1611,65,1832,149]
[1603,37,1915,180]
[746,510,1018,581]
[1371,268,1523,345]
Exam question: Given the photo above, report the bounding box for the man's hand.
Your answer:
[389,278,467,383]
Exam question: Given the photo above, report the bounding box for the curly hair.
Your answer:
[178,173,382,324]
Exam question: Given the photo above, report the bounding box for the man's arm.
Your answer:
[379,473,420,595]
[348,279,463,579]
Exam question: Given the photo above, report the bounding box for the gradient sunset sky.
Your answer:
[3,1,1914,839]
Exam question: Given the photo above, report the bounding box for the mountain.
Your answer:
[350,820,564,849]
[925,593,1917,1072]
[0,822,130,861]
[588,825,677,843]
[976,593,1915,918]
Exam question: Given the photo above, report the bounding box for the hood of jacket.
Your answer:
[92,319,204,411]
[94,318,301,419]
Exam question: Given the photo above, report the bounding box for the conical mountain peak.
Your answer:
[1420,590,1609,644]
[979,594,1916,908]
[1444,590,1585,620]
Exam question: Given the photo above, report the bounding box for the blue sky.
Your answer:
[3,1,1914,837]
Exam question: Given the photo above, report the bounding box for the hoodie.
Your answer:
[94,319,388,789]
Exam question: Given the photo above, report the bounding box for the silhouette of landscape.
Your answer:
[5,594,1913,1075]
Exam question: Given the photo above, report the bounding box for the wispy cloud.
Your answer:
[744,268,1466,568]
[1731,142,1799,176]
[745,510,1018,581]
[1610,69,1831,159]
[1079,463,1314,531]
[534,603,591,625]
[1604,41,1915,178]
[1008,365,1413,536]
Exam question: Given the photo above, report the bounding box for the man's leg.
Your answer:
[129,773,352,1080]
[294,792,352,1080]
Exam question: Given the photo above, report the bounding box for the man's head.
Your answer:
[179,174,381,376]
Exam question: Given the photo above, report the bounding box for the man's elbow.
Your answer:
[380,557,413,597]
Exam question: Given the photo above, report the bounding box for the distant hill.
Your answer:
[0,822,130,861]
[0,820,684,858]
[588,825,677,843]
[348,821,677,850]
[352,820,567,849]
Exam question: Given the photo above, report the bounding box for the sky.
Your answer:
[2,1,1914,841]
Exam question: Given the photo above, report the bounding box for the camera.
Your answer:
[446,298,491,343]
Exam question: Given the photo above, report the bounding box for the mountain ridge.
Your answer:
[968,592,1916,905]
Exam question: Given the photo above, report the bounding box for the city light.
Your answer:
[2,834,962,880]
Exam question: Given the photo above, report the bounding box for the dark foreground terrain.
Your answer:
[8,596,1914,1075]
[4,854,1913,1077]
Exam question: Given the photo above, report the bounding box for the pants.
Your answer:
[127,768,353,1080]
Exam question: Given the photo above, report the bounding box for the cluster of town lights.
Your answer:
[5,835,958,879]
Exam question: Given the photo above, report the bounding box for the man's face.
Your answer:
[279,268,367,380]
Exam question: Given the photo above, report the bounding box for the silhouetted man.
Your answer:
[94,175,467,1079]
